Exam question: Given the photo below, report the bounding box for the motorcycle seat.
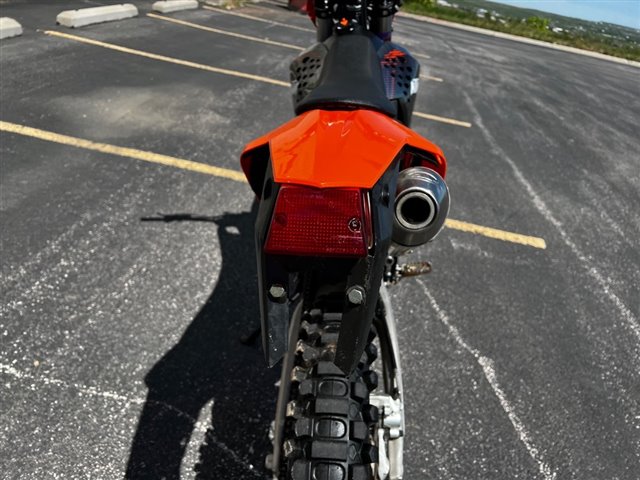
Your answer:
[295,33,397,118]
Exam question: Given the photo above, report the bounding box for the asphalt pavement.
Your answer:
[1,1,639,479]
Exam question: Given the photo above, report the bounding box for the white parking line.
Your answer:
[464,92,640,342]
[0,362,261,476]
[418,281,558,480]
[1,362,143,406]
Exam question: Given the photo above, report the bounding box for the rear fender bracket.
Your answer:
[334,160,398,373]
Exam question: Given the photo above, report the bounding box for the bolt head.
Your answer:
[269,284,286,299]
[347,286,365,305]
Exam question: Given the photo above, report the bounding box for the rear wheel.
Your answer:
[281,310,380,480]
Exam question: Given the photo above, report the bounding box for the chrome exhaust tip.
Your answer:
[396,190,438,231]
[392,166,450,250]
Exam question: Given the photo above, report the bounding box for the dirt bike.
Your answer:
[240,1,449,478]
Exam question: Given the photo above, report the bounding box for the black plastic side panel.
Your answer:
[290,42,329,110]
[242,143,270,197]
[378,42,420,127]
[379,42,420,100]
[255,159,290,367]
[334,159,399,374]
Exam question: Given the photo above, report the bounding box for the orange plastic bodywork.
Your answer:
[241,109,446,191]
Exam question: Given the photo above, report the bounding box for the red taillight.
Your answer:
[264,186,370,257]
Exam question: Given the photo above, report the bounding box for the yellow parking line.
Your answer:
[202,7,440,83]
[149,14,447,85]
[413,52,431,60]
[202,5,315,33]
[147,13,305,51]
[43,30,469,128]
[445,219,547,249]
[43,30,290,87]
[153,13,447,85]
[202,5,438,72]
[0,121,247,182]
[204,2,434,64]
[1,120,544,249]
[413,111,472,128]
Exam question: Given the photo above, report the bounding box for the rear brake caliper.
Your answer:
[369,393,404,480]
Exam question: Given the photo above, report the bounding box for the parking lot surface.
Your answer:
[1,1,639,479]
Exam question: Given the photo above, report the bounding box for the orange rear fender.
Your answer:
[241,110,446,195]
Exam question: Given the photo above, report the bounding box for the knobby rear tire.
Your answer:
[281,311,380,480]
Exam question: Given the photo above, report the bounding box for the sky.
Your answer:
[491,0,640,29]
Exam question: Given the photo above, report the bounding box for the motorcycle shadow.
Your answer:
[126,203,277,480]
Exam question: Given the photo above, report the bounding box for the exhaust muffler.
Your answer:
[392,166,450,252]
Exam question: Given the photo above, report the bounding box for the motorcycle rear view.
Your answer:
[240,1,450,478]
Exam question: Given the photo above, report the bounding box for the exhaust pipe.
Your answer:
[392,166,450,252]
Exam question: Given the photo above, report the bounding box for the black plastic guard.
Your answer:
[334,160,399,374]
[378,42,420,101]
[254,160,291,367]
[378,42,420,127]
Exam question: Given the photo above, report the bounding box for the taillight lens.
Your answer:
[264,186,369,257]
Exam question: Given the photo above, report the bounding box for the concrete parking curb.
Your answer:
[56,4,138,28]
[152,1,199,13]
[0,17,23,40]
[398,11,640,69]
